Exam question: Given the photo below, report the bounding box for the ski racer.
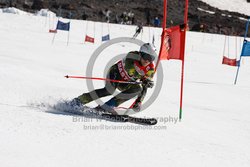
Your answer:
[71,43,157,113]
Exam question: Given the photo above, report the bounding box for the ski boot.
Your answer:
[67,98,85,111]
[94,105,117,115]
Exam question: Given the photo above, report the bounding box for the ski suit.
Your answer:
[77,51,155,108]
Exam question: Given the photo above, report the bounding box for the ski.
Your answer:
[57,101,158,125]
[101,113,157,125]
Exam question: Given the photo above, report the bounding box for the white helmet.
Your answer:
[139,43,157,62]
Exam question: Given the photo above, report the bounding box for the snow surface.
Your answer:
[200,0,250,16]
[0,7,31,15]
[1,8,250,167]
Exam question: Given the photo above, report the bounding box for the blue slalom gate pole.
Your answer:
[234,55,242,85]
[234,18,250,85]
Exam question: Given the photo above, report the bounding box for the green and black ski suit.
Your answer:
[78,51,155,108]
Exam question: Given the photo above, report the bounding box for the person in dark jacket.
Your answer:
[133,24,143,38]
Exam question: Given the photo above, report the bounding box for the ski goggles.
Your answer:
[140,52,155,62]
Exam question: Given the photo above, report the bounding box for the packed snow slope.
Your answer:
[1,11,250,167]
[201,0,250,16]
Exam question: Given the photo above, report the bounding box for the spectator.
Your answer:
[131,16,135,25]
[153,17,160,27]
[120,11,128,24]
[82,11,88,20]
[115,14,120,24]
[102,9,111,23]
[191,23,206,32]
[128,11,134,25]
[123,12,129,24]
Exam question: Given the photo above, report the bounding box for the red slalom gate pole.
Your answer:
[64,75,141,84]
[179,0,189,120]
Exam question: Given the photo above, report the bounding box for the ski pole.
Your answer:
[65,75,141,84]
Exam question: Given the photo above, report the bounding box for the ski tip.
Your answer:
[64,75,69,78]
